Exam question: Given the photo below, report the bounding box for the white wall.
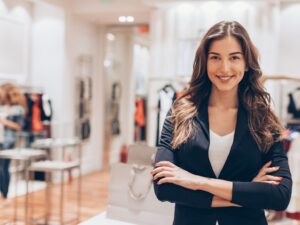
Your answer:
[103,27,135,165]
[0,0,32,83]
[65,13,105,173]
[278,3,300,75]
[31,1,105,174]
[30,1,66,127]
[266,3,300,122]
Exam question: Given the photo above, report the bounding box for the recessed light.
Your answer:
[118,16,135,23]
[104,59,112,68]
[126,16,135,23]
[118,16,126,23]
[106,33,115,41]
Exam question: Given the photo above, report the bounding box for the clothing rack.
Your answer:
[261,74,300,126]
[261,75,300,84]
[20,85,44,94]
[149,76,190,86]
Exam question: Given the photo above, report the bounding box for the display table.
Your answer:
[27,160,81,225]
[79,212,137,225]
[0,148,47,225]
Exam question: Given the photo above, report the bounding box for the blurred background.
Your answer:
[0,0,300,224]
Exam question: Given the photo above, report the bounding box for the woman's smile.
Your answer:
[216,75,235,81]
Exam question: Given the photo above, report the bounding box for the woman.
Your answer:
[151,21,292,225]
[0,83,26,199]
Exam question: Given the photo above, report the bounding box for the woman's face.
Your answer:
[207,36,247,93]
[9,90,21,105]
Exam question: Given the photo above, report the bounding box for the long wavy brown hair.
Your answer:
[171,21,282,152]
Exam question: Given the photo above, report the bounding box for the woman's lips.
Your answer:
[216,75,234,81]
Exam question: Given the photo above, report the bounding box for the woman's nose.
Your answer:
[220,60,231,74]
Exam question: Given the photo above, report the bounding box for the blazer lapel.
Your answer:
[218,104,248,178]
[196,101,218,178]
[195,101,210,141]
[231,104,248,151]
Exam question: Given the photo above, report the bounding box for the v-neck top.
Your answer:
[209,129,235,178]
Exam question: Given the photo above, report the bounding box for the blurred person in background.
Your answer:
[0,83,27,200]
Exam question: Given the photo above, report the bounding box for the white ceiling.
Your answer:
[45,0,300,26]
[64,0,223,25]
[69,0,153,25]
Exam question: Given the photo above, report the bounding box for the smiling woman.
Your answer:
[152,21,292,225]
[207,36,247,92]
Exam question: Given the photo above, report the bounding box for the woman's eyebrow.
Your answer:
[229,52,243,55]
[208,52,220,55]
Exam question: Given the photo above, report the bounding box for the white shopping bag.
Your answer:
[127,144,156,166]
[107,162,174,225]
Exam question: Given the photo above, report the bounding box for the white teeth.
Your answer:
[217,76,232,81]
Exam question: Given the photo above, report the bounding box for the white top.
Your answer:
[209,130,235,225]
[209,129,235,178]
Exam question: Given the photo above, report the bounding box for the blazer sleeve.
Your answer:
[153,109,213,209]
[231,140,292,210]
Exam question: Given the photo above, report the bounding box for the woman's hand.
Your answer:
[253,161,282,185]
[151,161,205,191]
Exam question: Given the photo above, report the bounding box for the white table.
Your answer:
[79,212,137,225]
[0,148,47,225]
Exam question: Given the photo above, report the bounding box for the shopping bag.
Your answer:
[107,162,174,225]
[127,144,156,166]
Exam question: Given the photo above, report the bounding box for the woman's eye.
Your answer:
[231,56,240,60]
[210,56,219,60]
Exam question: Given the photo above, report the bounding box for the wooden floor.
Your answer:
[0,169,110,224]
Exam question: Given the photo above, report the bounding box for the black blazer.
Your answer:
[153,103,292,225]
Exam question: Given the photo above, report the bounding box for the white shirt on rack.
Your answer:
[208,129,235,225]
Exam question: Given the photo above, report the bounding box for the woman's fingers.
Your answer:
[155,161,176,168]
[262,161,272,169]
[153,171,174,180]
[262,180,280,185]
[264,166,280,174]
[157,177,176,185]
[256,162,279,178]
[151,166,173,175]
[255,175,282,183]
[264,175,283,181]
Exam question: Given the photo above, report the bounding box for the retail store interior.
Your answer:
[1,0,300,224]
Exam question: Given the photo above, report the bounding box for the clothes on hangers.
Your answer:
[134,97,146,141]
[31,94,43,132]
[156,84,177,146]
[81,119,91,140]
[288,89,300,119]
[111,82,121,136]
[24,93,53,132]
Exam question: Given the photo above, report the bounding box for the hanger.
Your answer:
[159,83,176,93]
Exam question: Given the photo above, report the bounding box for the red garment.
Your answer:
[135,99,145,127]
[31,94,43,132]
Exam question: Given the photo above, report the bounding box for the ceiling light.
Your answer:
[118,16,135,23]
[126,16,135,23]
[106,33,115,41]
[104,59,112,68]
[118,16,126,23]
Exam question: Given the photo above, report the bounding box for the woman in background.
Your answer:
[0,83,27,200]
